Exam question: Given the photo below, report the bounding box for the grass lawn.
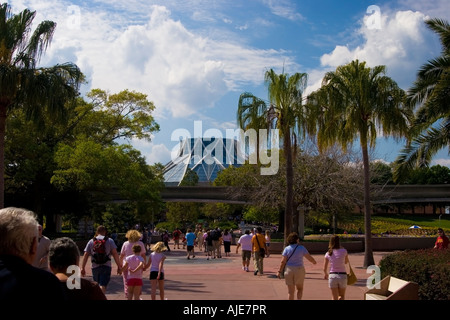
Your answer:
[339,214,450,235]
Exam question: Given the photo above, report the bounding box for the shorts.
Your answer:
[127,278,143,286]
[92,265,111,287]
[187,245,194,252]
[150,271,165,280]
[328,273,347,289]
[241,250,251,261]
[284,266,305,286]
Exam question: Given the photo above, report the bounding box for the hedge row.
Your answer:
[379,249,450,300]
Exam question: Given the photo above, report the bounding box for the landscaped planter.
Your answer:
[268,240,363,254]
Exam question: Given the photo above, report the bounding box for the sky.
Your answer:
[10,0,450,167]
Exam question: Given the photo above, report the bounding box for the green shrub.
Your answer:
[379,249,450,300]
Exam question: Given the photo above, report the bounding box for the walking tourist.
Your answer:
[222,229,232,257]
[145,241,167,300]
[119,229,146,298]
[81,225,121,294]
[32,224,51,271]
[323,235,349,300]
[185,228,196,259]
[121,244,145,300]
[277,232,317,300]
[236,229,252,272]
[251,227,267,275]
[264,230,271,257]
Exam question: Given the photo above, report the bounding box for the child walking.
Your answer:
[145,241,167,300]
[121,244,145,300]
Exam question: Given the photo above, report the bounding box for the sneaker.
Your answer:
[245,267,249,272]
[254,270,258,276]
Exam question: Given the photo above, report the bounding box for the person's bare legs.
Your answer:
[159,280,165,300]
[331,287,346,300]
[151,280,157,300]
[287,284,296,300]
[127,286,135,300]
[296,284,304,300]
[133,286,142,300]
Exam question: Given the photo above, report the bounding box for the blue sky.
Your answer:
[10,0,450,167]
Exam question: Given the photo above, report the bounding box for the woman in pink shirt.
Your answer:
[119,229,146,298]
[323,235,349,300]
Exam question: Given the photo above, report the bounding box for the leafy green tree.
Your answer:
[51,141,164,219]
[237,93,271,164]
[307,60,412,267]
[165,202,200,229]
[394,19,450,181]
[180,168,199,186]
[79,89,159,144]
[403,164,450,184]
[0,4,83,207]
[370,161,394,185]
[242,206,278,226]
[5,109,91,229]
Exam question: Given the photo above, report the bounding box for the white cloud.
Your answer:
[131,140,172,165]
[262,0,304,21]
[432,158,450,168]
[16,2,296,119]
[318,9,438,89]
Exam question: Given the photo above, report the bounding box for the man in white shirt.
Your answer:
[32,225,51,271]
[236,230,253,272]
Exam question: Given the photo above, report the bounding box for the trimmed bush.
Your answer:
[379,249,450,300]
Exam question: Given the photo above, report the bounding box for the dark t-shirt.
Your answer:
[60,278,107,300]
[0,254,67,301]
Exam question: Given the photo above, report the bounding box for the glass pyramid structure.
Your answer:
[163,138,244,186]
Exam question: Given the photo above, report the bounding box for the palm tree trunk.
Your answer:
[0,104,6,209]
[284,130,294,241]
[361,138,375,268]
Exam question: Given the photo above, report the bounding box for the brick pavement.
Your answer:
[81,243,392,301]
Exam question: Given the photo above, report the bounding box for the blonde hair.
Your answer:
[0,207,39,259]
[125,229,142,242]
[152,241,167,253]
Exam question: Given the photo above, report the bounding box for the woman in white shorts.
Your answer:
[277,232,317,300]
[323,235,349,300]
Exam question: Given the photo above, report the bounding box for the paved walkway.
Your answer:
[83,243,392,301]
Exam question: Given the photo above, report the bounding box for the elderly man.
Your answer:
[0,207,66,301]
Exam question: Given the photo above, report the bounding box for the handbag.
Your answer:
[347,262,357,285]
[255,234,265,257]
[280,244,299,279]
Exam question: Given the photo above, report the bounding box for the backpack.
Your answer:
[92,236,110,264]
[210,230,220,241]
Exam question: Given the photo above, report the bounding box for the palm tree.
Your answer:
[237,69,309,239]
[0,4,83,208]
[237,92,269,165]
[307,60,412,267]
[393,19,450,182]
